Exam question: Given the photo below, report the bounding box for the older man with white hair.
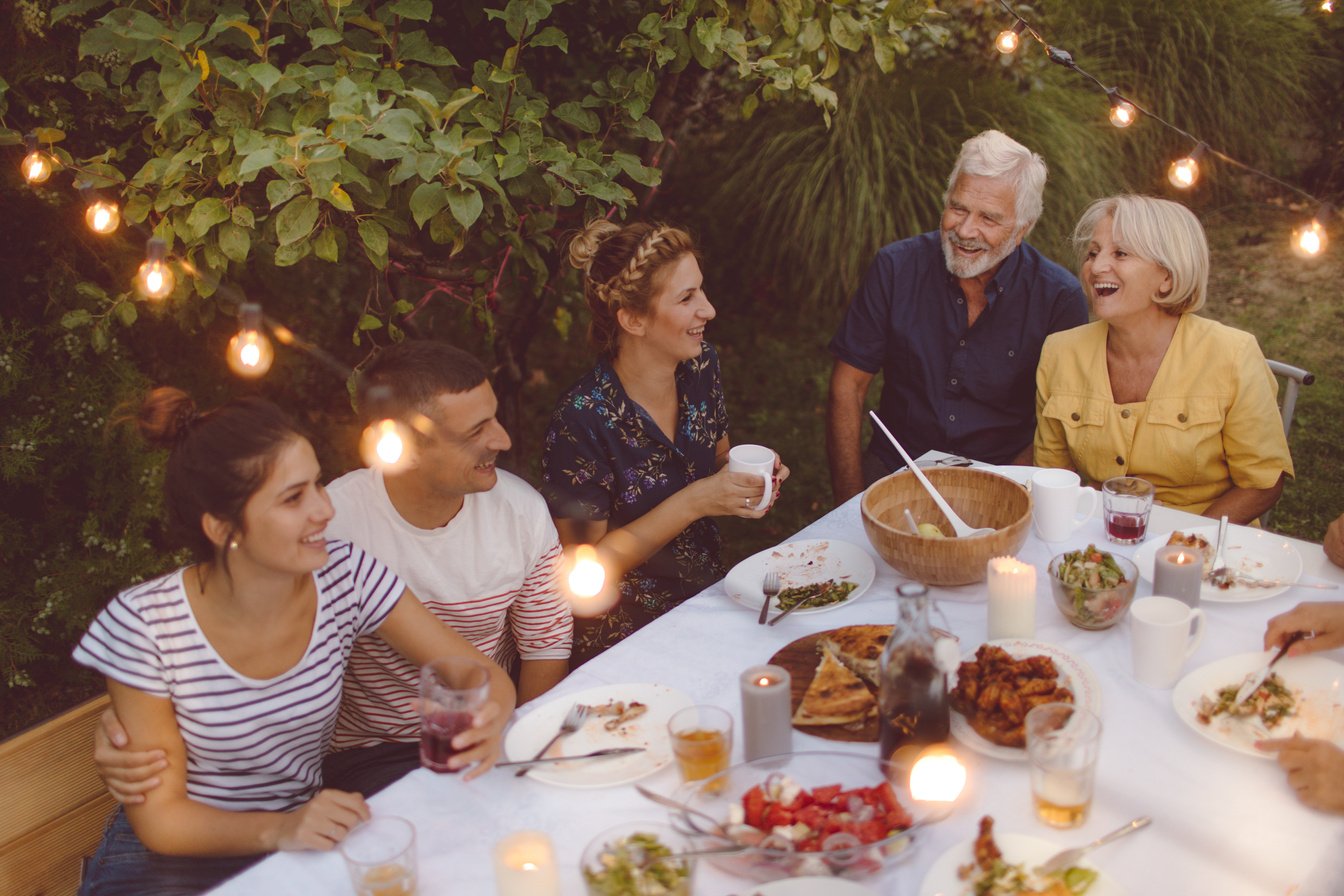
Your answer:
[826,129,1087,503]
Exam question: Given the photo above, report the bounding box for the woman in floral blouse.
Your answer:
[542,218,787,667]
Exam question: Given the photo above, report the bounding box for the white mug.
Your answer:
[1130,595,1206,688]
[728,444,775,511]
[1031,469,1100,542]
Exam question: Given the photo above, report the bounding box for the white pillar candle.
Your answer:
[740,664,792,761]
[493,831,560,896]
[987,556,1036,640]
[1154,545,1203,608]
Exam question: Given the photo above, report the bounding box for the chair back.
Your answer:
[1262,359,1315,527]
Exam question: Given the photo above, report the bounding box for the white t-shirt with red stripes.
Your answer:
[326,467,572,750]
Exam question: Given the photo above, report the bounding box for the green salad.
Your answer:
[1054,546,1130,627]
[582,832,690,896]
[775,579,859,611]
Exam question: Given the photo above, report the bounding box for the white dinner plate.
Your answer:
[504,683,692,788]
[725,539,876,616]
[738,877,876,895]
[1171,653,1344,758]
[1134,526,1303,602]
[920,832,1125,896]
[949,639,1103,762]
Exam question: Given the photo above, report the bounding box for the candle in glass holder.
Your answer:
[493,831,560,896]
[987,556,1036,640]
[1154,545,1203,608]
[740,664,792,761]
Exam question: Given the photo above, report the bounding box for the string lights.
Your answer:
[21,133,54,184]
[225,303,275,378]
[993,0,1333,255]
[136,237,175,300]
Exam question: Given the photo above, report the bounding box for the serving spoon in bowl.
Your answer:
[868,411,993,538]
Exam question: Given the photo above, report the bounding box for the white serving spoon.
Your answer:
[869,410,994,538]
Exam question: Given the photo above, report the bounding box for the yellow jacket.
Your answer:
[1035,315,1293,514]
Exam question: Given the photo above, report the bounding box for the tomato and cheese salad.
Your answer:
[727,774,913,852]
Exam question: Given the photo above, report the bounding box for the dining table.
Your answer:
[210,456,1344,896]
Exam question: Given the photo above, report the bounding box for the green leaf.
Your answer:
[308,27,342,49]
[186,198,230,237]
[313,226,340,262]
[872,33,897,74]
[398,31,457,66]
[392,299,415,315]
[828,10,864,52]
[613,152,661,187]
[72,71,107,92]
[529,26,567,52]
[115,302,138,327]
[274,196,319,245]
[246,62,283,93]
[61,310,93,330]
[266,179,302,207]
[409,182,449,228]
[239,147,279,178]
[273,240,311,267]
[391,0,433,21]
[358,218,389,257]
[124,194,151,224]
[741,93,759,120]
[799,18,824,52]
[231,206,255,228]
[447,186,483,228]
[327,184,355,212]
[218,222,251,262]
[628,117,663,142]
[358,313,383,330]
[553,101,599,134]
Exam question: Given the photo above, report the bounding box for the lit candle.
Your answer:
[740,664,792,761]
[1154,546,1203,608]
[986,557,1036,640]
[493,831,560,896]
[909,745,967,803]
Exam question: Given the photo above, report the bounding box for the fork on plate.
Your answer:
[515,702,589,778]
[757,571,781,625]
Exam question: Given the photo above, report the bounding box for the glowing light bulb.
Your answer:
[1292,219,1327,258]
[227,331,274,377]
[1109,100,1135,128]
[1322,0,1333,12]
[1167,155,1200,189]
[360,418,412,470]
[909,746,967,803]
[568,545,606,598]
[995,22,1026,54]
[85,199,121,234]
[137,260,175,298]
[22,150,53,184]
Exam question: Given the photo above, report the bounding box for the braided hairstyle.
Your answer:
[136,387,307,565]
[568,218,699,357]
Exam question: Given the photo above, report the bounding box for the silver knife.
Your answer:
[1234,630,1310,705]
[497,747,645,768]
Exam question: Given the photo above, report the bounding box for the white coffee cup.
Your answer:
[1031,469,1100,542]
[1130,595,1207,688]
[728,444,775,511]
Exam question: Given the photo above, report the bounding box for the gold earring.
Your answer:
[228,539,239,550]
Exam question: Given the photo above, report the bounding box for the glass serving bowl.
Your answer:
[671,751,923,883]
[580,821,694,896]
[1047,550,1139,630]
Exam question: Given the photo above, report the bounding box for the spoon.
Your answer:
[869,411,994,538]
[634,785,734,841]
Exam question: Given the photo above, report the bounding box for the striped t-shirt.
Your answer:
[72,540,404,812]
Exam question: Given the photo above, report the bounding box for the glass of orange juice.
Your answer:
[667,705,734,792]
[340,817,418,896]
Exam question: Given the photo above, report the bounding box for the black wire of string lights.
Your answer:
[992,0,1334,258]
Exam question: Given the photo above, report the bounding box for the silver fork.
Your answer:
[515,703,588,778]
[1035,816,1150,875]
[757,571,781,625]
[1207,515,1236,589]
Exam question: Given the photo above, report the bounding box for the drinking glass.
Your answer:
[340,817,417,896]
[1102,476,1156,545]
[667,705,733,791]
[419,658,489,773]
[1025,703,1102,829]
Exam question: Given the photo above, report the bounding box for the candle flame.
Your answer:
[1174,551,1192,564]
[909,747,967,803]
[521,862,537,872]
[568,544,605,598]
[756,676,772,687]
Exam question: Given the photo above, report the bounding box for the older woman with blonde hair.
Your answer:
[542,218,787,666]
[1035,194,1291,523]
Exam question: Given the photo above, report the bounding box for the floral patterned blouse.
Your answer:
[541,344,728,667]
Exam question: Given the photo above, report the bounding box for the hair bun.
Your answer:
[567,218,621,272]
[137,386,199,448]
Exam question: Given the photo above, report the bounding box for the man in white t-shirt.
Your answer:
[96,342,572,798]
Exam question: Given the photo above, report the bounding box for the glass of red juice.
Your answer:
[419,658,489,773]
[1102,476,1156,545]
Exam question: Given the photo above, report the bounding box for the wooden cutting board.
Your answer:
[769,628,879,743]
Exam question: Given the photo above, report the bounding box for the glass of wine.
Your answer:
[1102,476,1155,545]
[419,658,489,773]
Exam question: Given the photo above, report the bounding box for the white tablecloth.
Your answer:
[212,466,1344,896]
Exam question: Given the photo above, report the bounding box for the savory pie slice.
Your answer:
[793,650,876,726]
[817,624,892,687]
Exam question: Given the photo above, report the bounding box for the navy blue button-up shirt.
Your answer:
[830,232,1086,467]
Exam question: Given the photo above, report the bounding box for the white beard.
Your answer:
[941,230,1018,280]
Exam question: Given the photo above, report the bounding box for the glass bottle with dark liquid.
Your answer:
[878,583,950,768]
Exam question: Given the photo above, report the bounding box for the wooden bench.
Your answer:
[0,694,115,896]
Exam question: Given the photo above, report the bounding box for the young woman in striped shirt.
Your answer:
[73,388,515,896]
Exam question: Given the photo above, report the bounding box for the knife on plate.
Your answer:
[496,747,645,769]
[1233,630,1310,705]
